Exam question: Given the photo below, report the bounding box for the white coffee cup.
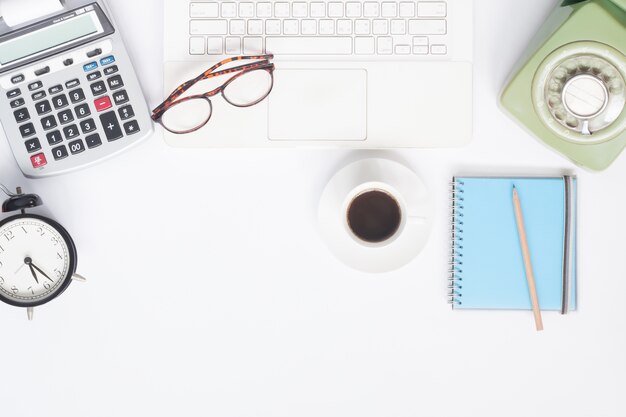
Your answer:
[342,181,425,248]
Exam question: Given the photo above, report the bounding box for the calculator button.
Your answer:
[112,90,129,105]
[63,124,79,139]
[46,130,63,145]
[52,94,69,109]
[99,111,123,141]
[83,62,98,72]
[68,139,85,155]
[11,74,25,84]
[20,123,36,137]
[13,108,30,123]
[34,66,50,76]
[30,153,47,168]
[107,75,124,90]
[80,118,97,134]
[85,133,102,148]
[31,91,46,101]
[69,88,85,103]
[65,79,80,89]
[103,65,118,76]
[28,81,43,91]
[10,98,25,108]
[25,138,41,153]
[90,81,107,96]
[48,85,63,94]
[63,58,74,66]
[35,100,52,115]
[41,115,57,130]
[123,120,140,135]
[51,146,68,161]
[58,109,74,124]
[87,48,103,58]
[118,105,135,120]
[75,103,91,118]
[94,96,112,112]
[100,55,115,66]
[7,88,21,98]
[87,71,102,81]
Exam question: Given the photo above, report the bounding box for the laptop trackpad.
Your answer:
[268,69,367,141]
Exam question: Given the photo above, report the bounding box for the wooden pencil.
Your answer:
[512,186,544,332]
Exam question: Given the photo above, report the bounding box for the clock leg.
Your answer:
[72,274,87,282]
[27,307,34,321]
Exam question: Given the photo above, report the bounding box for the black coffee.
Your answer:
[347,190,402,243]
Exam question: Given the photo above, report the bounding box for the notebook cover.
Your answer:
[451,177,577,311]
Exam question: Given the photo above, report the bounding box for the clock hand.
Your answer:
[14,262,26,275]
[30,262,54,282]
[24,258,39,284]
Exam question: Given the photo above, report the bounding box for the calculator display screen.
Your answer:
[0,12,100,66]
[0,3,114,73]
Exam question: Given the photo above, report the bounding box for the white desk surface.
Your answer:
[1,1,625,416]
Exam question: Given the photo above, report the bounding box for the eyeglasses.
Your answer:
[151,54,275,134]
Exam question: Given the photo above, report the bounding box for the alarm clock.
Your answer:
[0,185,85,320]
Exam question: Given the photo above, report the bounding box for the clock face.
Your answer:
[0,216,75,307]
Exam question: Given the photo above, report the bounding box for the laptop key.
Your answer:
[266,37,352,55]
[189,2,218,18]
[190,20,227,35]
[408,19,447,35]
[418,2,447,17]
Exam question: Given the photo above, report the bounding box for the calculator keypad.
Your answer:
[7,88,21,98]
[48,85,63,95]
[94,96,112,112]
[58,109,74,124]
[86,133,102,148]
[41,116,57,130]
[5,53,143,171]
[51,145,68,160]
[14,108,30,123]
[63,124,80,139]
[52,94,69,109]
[69,88,85,103]
[30,153,47,168]
[100,111,123,141]
[80,119,97,134]
[75,103,91,118]
[90,81,106,96]
[113,90,129,105]
[20,123,35,137]
[25,138,41,153]
[46,130,62,145]
[68,139,86,154]
[10,98,25,108]
[35,100,52,115]
[31,91,46,101]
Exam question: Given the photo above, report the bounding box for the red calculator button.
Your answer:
[94,96,112,112]
[30,153,47,168]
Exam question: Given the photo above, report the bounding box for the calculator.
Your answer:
[0,0,153,178]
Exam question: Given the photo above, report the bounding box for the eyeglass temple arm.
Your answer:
[159,55,273,105]
[152,60,274,118]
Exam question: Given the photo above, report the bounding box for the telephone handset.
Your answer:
[501,0,626,171]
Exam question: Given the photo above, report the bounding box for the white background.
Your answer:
[1,1,625,416]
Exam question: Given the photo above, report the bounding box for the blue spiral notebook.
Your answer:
[449,176,577,312]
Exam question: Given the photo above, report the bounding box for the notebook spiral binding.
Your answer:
[449,178,464,307]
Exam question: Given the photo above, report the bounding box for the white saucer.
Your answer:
[318,158,434,273]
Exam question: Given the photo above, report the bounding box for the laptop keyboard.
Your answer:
[188,1,449,57]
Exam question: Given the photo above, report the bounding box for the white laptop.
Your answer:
[163,1,473,148]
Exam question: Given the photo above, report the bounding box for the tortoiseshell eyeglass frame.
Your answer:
[151,54,275,134]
